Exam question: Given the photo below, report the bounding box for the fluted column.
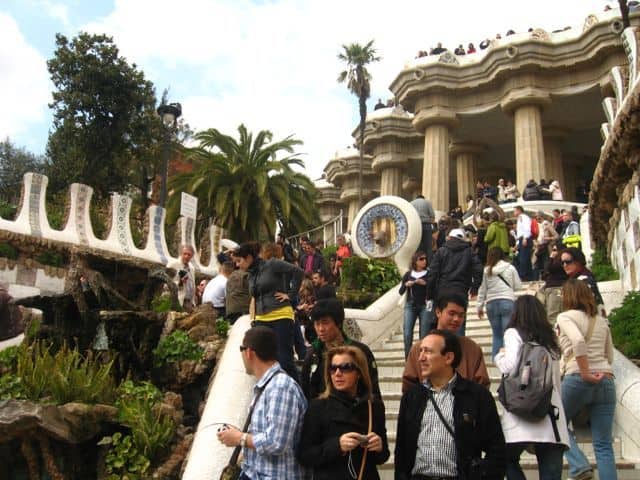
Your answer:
[450,143,485,208]
[413,107,458,214]
[380,167,402,196]
[347,200,360,231]
[501,88,551,192]
[543,129,566,190]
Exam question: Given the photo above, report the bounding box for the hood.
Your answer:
[444,237,470,251]
[487,259,511,275]
[526,180,537,187]
[491,221,507,232]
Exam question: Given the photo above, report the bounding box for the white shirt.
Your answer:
[202,274,227,307]
[516,213,531,239]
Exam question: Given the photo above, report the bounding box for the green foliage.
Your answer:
[119,395,175,460]
[321,245,338,265]
[35,250,64,267]
[117,380,162,407]
[590,247,619,281]
[44,193,66,230]
[0,139,44,203]
[609,291,640,358]
[0,345,20,373]
[153,330,203,367]
[9,342,117,404]
[151,295,178,313]
[339,256,400,296]
[169,125,319,242]
[45,32,162,199]
[0,242,18,260]
[99,432,151,480]
[0,200,17,219]
[0,374,26,400]
[216,318,230,337]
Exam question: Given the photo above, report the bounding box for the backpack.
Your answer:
[530,218,539,238]
[497,341,555,422]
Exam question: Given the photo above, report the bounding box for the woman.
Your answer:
[477,247,521,358]
[297,346,389,479]
[484,212,510,255]
[398,251,432,358]
[296,277,316,344]
[537,241,568,323]
[560,247,606,316]
[234,241,304,380]
[494,296,569,480]
[557,279,616,480]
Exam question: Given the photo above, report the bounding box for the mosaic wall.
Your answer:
[611,185,640,291]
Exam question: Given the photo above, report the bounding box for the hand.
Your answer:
[339,432,365,453]
[581,371,604,384]
[366,432,383,453]
[522,238,528,247]
[414,278,426,286]
[217,426,242,447]
[405,280,415,287]
[274,292,289,302]
[477,308,484,319]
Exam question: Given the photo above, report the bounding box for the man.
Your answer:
[410,195,436,262]
[170,244,196,313]
[561,210,581,249]
[425,228,483,334]
[217,326,307,480]
[497,178,507,203]
[301,298,380,399]
[225,257,251,324]
[514,205,533,281]
[311,269,336,300]
[202,261,233,317]
[395,329,506,480]
[552,208,564,234]
[298,241,325,275]
[402,291,490,393]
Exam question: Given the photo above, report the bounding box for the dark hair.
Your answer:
[507,295,560,356]
[561,247,586,267]
[435,290,468,312]
[416,194,425,199]
[428,329,462,369]
[236,241,261,259]
[221,261,235,274]
[514,205,524,214]
[311,298,345,328]
[562,278,597,317]
[243,326,278,361]
[313,268,329,280]
[410,250,428,270]
[486,247,505,275]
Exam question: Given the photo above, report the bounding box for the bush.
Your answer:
[151,295,178,313]
[216,318,230,337]
[99,432,151,480]
[35,249,64,267]
[321,245,337,265]
[153,330,203,367]
[0,242,18,260]
[590,247,619,281]
[339,256,401,296]
[609,290,640,359]
[0,200,17,219]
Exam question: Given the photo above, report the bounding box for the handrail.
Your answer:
[286,210,344,247]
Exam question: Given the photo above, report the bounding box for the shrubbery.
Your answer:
[337,256,401,308]
[153,330,203,367]
[609,290,640,359]
[590,247,619,282]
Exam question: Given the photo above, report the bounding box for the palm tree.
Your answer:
[168,125,318,242]
[338,40,381,209]
[619,0,630,28]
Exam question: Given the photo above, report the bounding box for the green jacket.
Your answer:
[484,221,510,254]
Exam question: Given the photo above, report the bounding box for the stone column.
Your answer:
[413,108,458,214]
[380,167,402,196]
[501,89,551,191]
[450,143,485,208]
[543,128,567,191]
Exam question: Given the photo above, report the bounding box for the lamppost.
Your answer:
[157,102,182,207]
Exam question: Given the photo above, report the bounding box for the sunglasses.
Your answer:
[561,259,574,266]
[239,345,249,352]
[329,362,358,374]
[418,257,427,261]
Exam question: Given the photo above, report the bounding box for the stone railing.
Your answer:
[0,173,224,293]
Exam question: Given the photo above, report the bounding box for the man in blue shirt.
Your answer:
[217,326,307,479]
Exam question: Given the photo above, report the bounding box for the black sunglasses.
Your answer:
[239,345,249,352]
[329,362,358,374]
[561,259,574,266]
[418,257,427,261]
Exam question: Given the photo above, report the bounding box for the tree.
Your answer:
[619,1,630,28]
[337,40,381,209]
[168,125,318,242]
[45,32,163,199]
[0,138,44,203]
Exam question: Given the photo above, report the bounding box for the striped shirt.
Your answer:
[242,363,307,480]
[412,374,458,478]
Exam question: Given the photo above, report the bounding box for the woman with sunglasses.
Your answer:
[297,346,389,479]
[399,251,432,358]
[559,247,606,317]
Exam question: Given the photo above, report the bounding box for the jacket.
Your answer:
[483,221,510,254]
[426,237,483,298]
[225,269,250,315]
[299,250,325,273]
[398,270,429,305]
[476,261,521,312]
[248,258,304,315]
[394,377,506,480]
[522,181,540,201]
[297,392,390,479]
[301,336,380,400]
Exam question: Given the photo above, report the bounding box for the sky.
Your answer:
[0,0,615,181]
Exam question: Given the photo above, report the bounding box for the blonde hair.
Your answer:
[260,242,282,260]
[562,278,598,317]
[319,346,372,400]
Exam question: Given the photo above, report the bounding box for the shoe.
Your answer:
[572,469,594,480]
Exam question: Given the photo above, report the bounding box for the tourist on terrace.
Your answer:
[297,345,389,479]
[399,251,433,358]
[523,179,541,201]
[514,206,534,281]
[506,29,516,36]
[202,260,233,317]
[557,279,617,480]
[504,179,520,202]
[543,180,564,201]
[454,44,466,55]
[171,244,196,313]
[483,181,498,201]
[477,247,521,358]
[234,241,304,381]
[479,38,491,50]
[497,178,507,203]
[538,179,552,201]
[430,42,446,54]
[374,98,385,110]
[495,295,569,480]
[467,42,476,53]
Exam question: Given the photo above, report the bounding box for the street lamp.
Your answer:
[157,102,182,207]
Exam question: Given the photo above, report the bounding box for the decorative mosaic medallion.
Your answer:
[355,203,409,258]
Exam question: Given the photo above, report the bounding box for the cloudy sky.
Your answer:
[1,0,614,180]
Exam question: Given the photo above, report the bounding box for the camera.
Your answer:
[178,269,188,278]
[358,435,369,447]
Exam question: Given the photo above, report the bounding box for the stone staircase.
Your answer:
[371,293,637,479]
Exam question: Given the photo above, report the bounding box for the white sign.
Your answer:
[180,192,198,219]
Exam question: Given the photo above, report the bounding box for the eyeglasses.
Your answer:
[418,257,427,261]
[329,362,358,374]
[239,345,249,352]
[561,259,574,266]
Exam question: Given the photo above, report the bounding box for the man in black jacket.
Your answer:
[301,298,380,399]
[395,330,505,480]
[425,228,483,335]
[299,241,325,275]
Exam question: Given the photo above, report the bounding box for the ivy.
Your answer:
[152,330,203,368]
[609,290,640,359]
[99,432,151,479]
[216,318,230,338]
[590,247,619,282]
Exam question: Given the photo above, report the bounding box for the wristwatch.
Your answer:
[240,433,248,448]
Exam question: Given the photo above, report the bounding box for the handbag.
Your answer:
[350,399,372,480]
[219,372,282,480]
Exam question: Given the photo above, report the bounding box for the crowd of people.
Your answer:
[200,201,614,480]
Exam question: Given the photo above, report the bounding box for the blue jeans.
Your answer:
[506,442,564,480]
[253,318,299,383]
[561,374,617,479]
[403,301,433,358]
[517,238,532,281]
[486,299,514,359]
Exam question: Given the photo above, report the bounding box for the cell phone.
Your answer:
[358,434,369,446]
